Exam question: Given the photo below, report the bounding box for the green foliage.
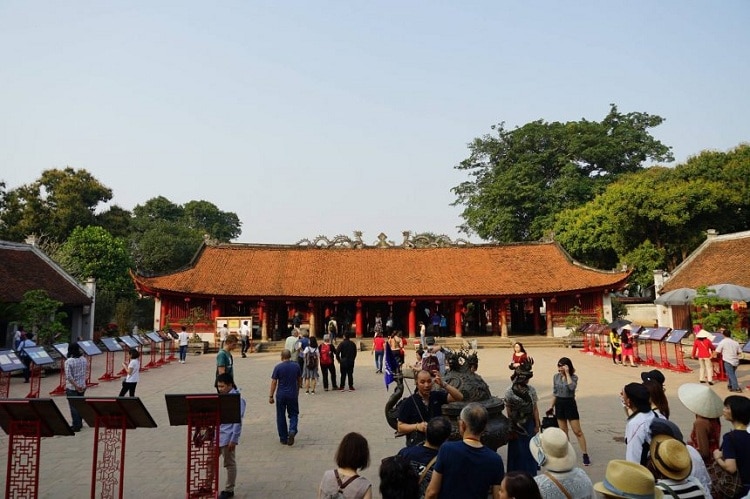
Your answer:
[180,307,209,333]
[610,297,628,321]
[692,286,741,334]
[554,144,750,284]
[130,221,202,275]
[564,306,585,336]
[19,290,68,345]
[113,299,136,336]
[452,104,673,242]
[0,168,113,242]
[183,200,241,241]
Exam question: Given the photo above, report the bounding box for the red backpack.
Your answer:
[319,343,333,366]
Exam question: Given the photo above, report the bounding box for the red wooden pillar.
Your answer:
[160,300,168,330]
[533,299,542,334]
[491,302,499,335]
[258,301,267,342]
[547,298,556,337]
[355,300,363,338]
[454,300,463,338]
[211,298,219,322]
[500,299,509,338]
[408,300,417,338]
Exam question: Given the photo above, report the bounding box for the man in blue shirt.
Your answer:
[215,373,246,499]
[397,416,452,497]
[425,403,504,499]
[269,349,302,446]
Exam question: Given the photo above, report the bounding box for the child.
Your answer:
[118,348,140,397]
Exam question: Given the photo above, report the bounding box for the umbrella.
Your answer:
[705,283,750,302]
[607,319,631,329]
[654,288,697,306]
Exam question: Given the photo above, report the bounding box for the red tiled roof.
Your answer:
[133,242,629,299]
[661,231,750,292]
[0,241,92,306]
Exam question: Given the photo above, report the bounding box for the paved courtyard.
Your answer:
[0,342,744,498]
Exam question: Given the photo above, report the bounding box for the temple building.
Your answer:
[131,232,629,341]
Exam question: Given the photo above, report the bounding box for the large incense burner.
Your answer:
[385,346,510,451]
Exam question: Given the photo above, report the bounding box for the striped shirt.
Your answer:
[656,477,707,498]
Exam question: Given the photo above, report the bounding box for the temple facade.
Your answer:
[131,232,629,341]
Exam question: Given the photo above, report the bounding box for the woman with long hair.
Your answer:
[509,342,532,370]
[548,357,591,466]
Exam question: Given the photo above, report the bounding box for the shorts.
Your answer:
[554,397,580,421]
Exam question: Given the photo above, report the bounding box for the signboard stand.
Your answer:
[0,351,25,399]
[0,398,74,498]
[665,330,692,373]
[581,324,596,354]
[49,343,69,396]
[22,347,56,399]
[711,334,728,381]
[78,341,103,389]
[144,332,163,369]
[165,393,241,499]
[118,336,142,375]
[98,338,123,382]
[70,397,157,499]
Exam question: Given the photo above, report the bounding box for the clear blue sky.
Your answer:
[2,1,748,244]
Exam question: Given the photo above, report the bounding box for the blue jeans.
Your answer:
[275,395,299,443]
[66,388,84,429]
[724,361,740,390]
[179,345,187,361]
[374,351,383,372]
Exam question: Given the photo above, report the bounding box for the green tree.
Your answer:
[0,168,113,242]
[53,226,135,328]
[183,200,241,241]
[452,104,673,242]
[692,286,741,337]
[19,290,68,345]
[131,221,202,275]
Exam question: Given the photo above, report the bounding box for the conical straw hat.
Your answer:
[678,383,723,418]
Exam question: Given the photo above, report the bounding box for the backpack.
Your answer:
[324,469,359,499]
[421,353,440,374]
[319,343,333,366]
[328,321,336,334]
[305,349,318,370]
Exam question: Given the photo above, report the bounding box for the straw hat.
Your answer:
[695,329,712,339]
[678,383,724,418]
[621,324,633,331]
[650,435,692,481]
[528,427,577,472]
[594,460,663,499]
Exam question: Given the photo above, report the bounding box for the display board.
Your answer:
[79,340,103,356]
[146,332,163,343]
[119,336,139,349]
[0,350,26,372]
[22,347,55,366]
[52,343,69,359]
[648,327,671,342]
[665,330,689,344]
[100,337,123,352]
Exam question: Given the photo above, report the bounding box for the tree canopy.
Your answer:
[553,144,750,294]
[452,104,674,242]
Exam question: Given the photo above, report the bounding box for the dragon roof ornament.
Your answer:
[295,231,472,249]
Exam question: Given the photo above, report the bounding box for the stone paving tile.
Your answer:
[0,344,744,497]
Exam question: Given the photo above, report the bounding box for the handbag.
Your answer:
[541,411,559,430]
[709,459,743,499]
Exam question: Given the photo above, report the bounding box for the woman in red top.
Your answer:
[691,329,715,384]
[372,332,385,373]
[509,342,531,370]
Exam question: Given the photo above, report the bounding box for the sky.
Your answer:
[1,1,748,245]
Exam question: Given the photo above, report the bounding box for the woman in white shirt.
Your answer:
[118,348,140,397]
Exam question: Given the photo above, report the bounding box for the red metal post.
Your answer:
[144,340,160,369]
[167,338,177,362]
[157,341,167,365]
[658,342,672,369]
[672,343,692,372]
[5,419,41,498]
[49,358,66,396]
[25,365,42,398]
[98,351,121,382]
[712,354,728,381]
[643,341,656,366]
[597,329,609,357]
[84,355,99,388]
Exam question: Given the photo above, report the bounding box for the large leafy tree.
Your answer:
[452,104,673,242]
[129,196,241,275]
[54,226,135,328]
[19,289,68,345]
[553,144,750,292]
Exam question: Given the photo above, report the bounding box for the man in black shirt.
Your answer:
[336,332,358,391]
